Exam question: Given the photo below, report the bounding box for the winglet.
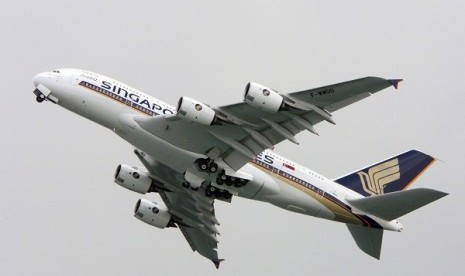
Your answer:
[213,259,225,269]
[388,79,403,89]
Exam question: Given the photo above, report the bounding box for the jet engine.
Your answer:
[114,164,153,194]
[244,82,284,112]
[134,199,172,229]
[176,97,217,125]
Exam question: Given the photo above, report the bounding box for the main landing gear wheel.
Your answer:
[216,174,227,185]
[236,178,249,187]
[204,185,233,200]
[199,160,209,171]
[222,191,232,200]
[196,158,219,174]
[209,163,218,173]
[216,171,248,187]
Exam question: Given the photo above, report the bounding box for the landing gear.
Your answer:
[216,174,228,185]
[204,184,232,200]
[196,158,218,174]
[209,163,218,173]
[216,171,249,187]
[199,160,209,171]
[36,93,45,103]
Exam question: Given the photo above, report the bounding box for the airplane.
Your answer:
[33,69,447,268]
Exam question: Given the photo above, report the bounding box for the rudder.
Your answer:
[334,150,435,196]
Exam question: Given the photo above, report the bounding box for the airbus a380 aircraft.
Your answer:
[33,69,446,268]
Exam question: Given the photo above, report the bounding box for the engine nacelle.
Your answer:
[134,199,172,229]
[114,164,153,194]
[176,97,216,125]
[244,82,284,112]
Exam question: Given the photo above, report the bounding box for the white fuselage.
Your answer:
[33,68,400,231]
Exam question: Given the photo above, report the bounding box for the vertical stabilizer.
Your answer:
[335,150,435,196]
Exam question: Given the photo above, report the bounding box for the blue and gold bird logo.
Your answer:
[357,158,400,196]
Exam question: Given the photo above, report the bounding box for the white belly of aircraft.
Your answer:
[32,68,447,267]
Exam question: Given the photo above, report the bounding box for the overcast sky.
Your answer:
[1,1,464,275]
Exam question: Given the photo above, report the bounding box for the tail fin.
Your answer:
[334,150,435,196]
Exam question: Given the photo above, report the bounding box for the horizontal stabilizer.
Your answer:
[347,188,448,221]
[346,224,383,259]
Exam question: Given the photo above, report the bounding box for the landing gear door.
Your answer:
[70,73,79,85]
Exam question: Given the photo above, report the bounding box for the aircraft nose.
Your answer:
[33,72,48,87]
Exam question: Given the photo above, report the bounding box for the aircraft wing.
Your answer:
[136,77,400,171]
[160,190,223,267]
[135,150,223,268]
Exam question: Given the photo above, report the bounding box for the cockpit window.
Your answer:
[52,70,60,73]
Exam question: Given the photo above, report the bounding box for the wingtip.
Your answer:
[213,259,225,269]
[388,79,403,89]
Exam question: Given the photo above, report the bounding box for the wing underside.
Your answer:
[136,77,397,171]
[132,77,399,266]
[135,150,223,267]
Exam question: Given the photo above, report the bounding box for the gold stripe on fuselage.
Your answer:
[79,81,155,117]
[81,79,368,226]
[251,163,365,226]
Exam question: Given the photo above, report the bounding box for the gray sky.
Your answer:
[1,1,463,275]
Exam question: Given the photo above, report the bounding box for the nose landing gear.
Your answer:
[33,84,58,104]
[34,89,46,103]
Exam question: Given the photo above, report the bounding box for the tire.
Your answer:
[36,95,45,103]
[223,192,232,200]
[209,164,218,173]
[239,178,248,186]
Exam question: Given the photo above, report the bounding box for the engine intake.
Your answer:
[244,82,284,112]
[134,199,172,229]
[114,164,153,194]
[176,97,217,125]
